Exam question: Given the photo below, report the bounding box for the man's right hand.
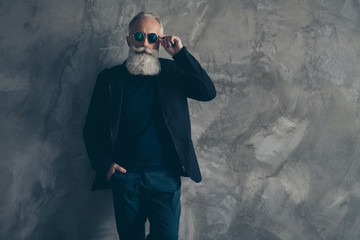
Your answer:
[106,163,127,181]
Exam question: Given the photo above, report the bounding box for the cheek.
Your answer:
[132,40,143,47]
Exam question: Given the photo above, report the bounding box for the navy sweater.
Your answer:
[116,74,178,172]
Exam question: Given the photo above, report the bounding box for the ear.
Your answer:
[126,36,131,47]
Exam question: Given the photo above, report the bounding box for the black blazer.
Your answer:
[83,47,216,190]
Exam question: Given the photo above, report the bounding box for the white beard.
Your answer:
[125,45,161,76]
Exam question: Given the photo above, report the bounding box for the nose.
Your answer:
[143,37,151,48]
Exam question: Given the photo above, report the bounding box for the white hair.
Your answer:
[128,11,164,35]
[125,46,161,76]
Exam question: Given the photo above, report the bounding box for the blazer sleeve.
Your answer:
[82,70,113,177]
[172,47,216,101]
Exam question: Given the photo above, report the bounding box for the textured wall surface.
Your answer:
[1,0,360,239]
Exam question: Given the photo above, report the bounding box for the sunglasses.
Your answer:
[131,32,158,43]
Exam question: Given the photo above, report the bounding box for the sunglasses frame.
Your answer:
[131,32,158,43]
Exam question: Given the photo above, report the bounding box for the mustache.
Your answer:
[131,46,158,54]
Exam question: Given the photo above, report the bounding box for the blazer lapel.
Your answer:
[109,65,125,149]
[157,59,167,111]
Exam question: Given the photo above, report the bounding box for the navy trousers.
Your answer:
[110,170,181,240]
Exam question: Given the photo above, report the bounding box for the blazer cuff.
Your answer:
[172,47,189,63]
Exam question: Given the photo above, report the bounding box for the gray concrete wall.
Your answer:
[1,0,360,239]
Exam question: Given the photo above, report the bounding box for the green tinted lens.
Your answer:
[134,32,144,41]
[148,33,157,43]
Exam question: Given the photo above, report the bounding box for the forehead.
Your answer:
[131,17,161,34]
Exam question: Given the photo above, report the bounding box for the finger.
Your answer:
[114,164,127,173]
[162,36,170,48]
[159,38,167,47]
[158,34,166,40]
[173,37,180,46]
[167,35,176,47]
[106,167,115,181]
[158,35,167,44]
[170,35,177,46]
[161,35,172,48]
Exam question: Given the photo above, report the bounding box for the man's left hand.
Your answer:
[159,35,183,56]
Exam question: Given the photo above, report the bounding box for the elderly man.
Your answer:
[83,11,216,240]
